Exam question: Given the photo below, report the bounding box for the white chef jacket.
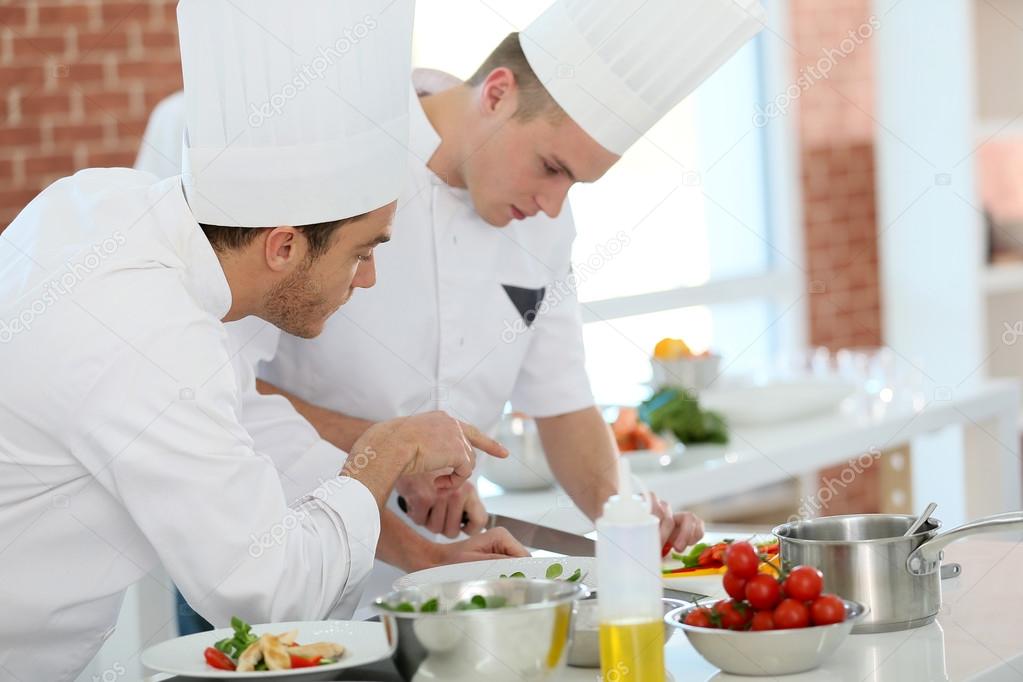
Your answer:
[0,171,378,682]
[261,69,595,436]
[132,94,351,531]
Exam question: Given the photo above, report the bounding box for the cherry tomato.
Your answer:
[750,610,775,631]
[289,654,323,668]
[715,599,752,631]
[723,571,748,600]
[724,541,760,579]
[744,573,782,611]
[683,607,714,628]
[204,647,236,671]
[773,598,810,629]
[783,566,824,602]
[810,594,846,626]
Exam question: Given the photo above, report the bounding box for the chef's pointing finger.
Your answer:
[459,421,508,459]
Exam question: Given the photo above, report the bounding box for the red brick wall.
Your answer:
[0,1,182,231]
[978,139,1023,228]
[791,0,883,350]
[791,0,884,513]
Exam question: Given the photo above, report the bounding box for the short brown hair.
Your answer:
[466,32,564,122]
[201,214,364,258]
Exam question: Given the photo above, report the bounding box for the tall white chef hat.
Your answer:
[177,0,414,227]
[520,0,766,156]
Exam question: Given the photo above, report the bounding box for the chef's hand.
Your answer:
[350,411,506,495]
[397,476,489,539]
[428,527,530,566]
[649,491,705,553]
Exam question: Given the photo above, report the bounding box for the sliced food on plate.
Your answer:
[203,617,346,672]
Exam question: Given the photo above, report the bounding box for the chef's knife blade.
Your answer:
[485,514,596,557]
[485,515,711,601]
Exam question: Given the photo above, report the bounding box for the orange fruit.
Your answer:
[653,337,692,360]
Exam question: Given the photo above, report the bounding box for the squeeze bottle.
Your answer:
[597,458,665,682]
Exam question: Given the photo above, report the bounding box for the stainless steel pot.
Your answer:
[773,511,1023,633]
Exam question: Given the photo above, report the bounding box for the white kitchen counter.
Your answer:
[481,379,1022,536]
[148,536,1023,682]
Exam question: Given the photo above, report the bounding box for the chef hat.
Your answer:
[177,0,414,227]
[520,0,765,156]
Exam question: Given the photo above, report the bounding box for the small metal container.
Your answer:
[773,511,1023,633]
[567,593,684,668]
[373,579,586,682]
[665,599,867,676]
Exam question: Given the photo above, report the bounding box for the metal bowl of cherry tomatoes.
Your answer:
[663,540,868,676]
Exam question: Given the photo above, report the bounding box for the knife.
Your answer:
[397,495,471,527]
[485,514,596,557]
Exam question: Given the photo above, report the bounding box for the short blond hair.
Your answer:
[466,33,564,122]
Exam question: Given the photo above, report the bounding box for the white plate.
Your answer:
[141,620,392,680]
[700,379,855,425]
[393,556,596,590]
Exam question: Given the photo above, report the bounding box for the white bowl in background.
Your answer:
[482,414,556,491]
[700,378,855,425]
[650,354,722,391]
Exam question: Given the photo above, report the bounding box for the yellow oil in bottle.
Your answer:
[599,619,665,682]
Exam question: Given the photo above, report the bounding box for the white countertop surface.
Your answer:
[149,536,1023,682]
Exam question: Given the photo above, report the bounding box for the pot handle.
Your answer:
[907,511,1023,575]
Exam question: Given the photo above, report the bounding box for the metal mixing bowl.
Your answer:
[665,599,867,676]
[373,579,587,682]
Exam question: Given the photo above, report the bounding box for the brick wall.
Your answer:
[0,1,182,231]
[791,0,885,513]
[978,139,1023,230]
[791,0,883,350]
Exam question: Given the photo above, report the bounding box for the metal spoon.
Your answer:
[904,501,938,536]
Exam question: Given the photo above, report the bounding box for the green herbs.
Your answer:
[213,617,259,659]
[382,562,588,616]
[564,568,584,583]
[499,562,585,583]
[382,594,507,613]
[639,387,728,445]
[453,594,507,611]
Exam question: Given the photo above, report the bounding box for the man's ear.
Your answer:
[263,226,304,273]
[479,67,518,117]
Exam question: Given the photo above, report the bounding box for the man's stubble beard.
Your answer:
[262,256,332,339]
